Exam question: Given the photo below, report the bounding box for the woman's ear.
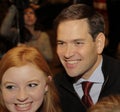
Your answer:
[95,32,106,54]
[45,75,52,93]
[48,75,52,81]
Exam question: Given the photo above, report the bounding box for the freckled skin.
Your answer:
[1,64,48,112]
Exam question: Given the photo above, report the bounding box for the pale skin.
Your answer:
[1,64,50,112]
[56,19,105,80]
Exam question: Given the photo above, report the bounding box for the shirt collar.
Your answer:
[74,57,104,86]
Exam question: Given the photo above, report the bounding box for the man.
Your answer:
[54,4,120,112]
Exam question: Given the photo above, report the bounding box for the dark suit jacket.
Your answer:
[54,55,120,112]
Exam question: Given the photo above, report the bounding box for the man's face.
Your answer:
[56,19,105,79]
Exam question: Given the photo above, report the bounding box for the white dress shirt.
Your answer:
[73,58,104,104]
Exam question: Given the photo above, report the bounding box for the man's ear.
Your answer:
[95,32,106,54]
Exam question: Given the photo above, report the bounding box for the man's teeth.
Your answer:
[67,60,78,64]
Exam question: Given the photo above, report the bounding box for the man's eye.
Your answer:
[57,41,64,45]
[6,85,15,89]
[75,41,84,45]
[28,83,38,87]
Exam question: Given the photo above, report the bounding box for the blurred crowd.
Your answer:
[0,0,120,73]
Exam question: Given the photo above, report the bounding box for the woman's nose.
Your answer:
[17,89,28,102]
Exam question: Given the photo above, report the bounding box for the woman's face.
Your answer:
[1,64,48,112]
[24,8,37,27]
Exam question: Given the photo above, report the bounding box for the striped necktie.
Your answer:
[82,81,93,107]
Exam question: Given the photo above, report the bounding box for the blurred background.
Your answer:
[0,0,120,74]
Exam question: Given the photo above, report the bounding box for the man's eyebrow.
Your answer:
[57,40,64,42]
[73,39,85,41]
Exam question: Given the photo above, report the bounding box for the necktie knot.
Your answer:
[81,81,93,108]
[82,81,93,95]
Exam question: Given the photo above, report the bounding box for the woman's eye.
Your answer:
[28,83,38,87]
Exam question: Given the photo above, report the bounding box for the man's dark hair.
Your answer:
[54,4,105,40]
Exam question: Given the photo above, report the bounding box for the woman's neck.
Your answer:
[25,25,35,32]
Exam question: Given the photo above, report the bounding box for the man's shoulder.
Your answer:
[102,55,120,75]
[54,71,73,85]
[54,72,66,83]
[103,55,120,67]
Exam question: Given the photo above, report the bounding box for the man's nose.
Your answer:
[64,44,74,58]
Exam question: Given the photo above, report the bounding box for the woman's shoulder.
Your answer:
[38,31,50,40]
[41,31,49,37]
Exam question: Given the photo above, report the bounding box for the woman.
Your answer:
[0,4,53,62]
[0,45,61,112]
